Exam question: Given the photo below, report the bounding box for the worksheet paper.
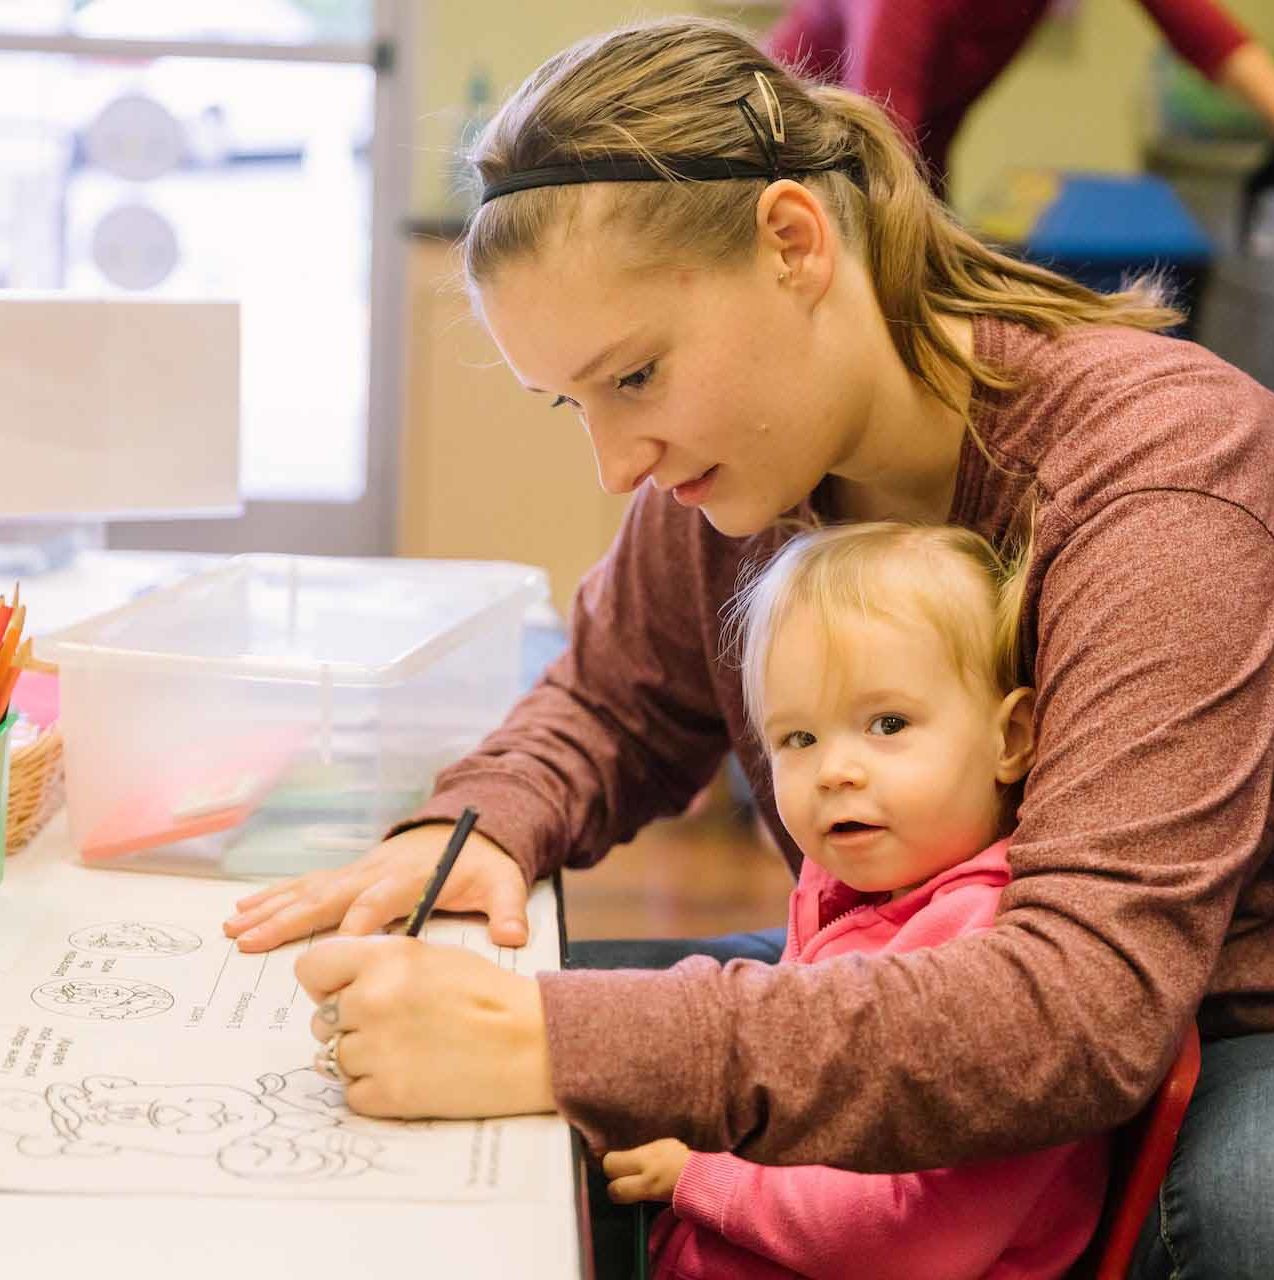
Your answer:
[0,870,568,1203]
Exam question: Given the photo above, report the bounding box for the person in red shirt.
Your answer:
[766,0,1274,191]
[232,19,1274,1280]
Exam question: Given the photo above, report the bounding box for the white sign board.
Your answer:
[0,295,240,519]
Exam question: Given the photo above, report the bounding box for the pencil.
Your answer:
[403,807,480,938]
[0,637,30,716]
[0,604,25,672]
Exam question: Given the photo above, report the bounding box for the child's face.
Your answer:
[764,605,1029,898]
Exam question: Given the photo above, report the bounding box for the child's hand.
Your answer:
[603,1138,692,1203]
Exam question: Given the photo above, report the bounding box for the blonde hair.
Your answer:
[462,17,1181,446]
[726,522,1032,738]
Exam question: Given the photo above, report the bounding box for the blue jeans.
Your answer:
[567,928,787,1280]
[1129,1031,1274,1279]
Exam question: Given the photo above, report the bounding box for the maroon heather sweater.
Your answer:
[766,0,1249,183]
[412,317,1274,1170]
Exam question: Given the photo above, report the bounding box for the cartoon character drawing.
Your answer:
[68,922,202,958]
[0,1069,431,1183]
[32,979,174,1020]
[42,1076,277,1158]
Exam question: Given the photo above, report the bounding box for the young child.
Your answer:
[603,521,1109,1280]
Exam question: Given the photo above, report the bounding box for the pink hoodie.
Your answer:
[650,840,1109,1280]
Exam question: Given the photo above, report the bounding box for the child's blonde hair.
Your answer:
[726,522,1032,738]
[462,17,1180,458]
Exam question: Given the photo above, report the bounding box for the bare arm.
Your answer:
[1218,40,1274,134]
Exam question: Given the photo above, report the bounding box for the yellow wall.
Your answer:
[410,0,1274,219]
[952,0,1274,213]
[408,3,791,218]
[410,2,673,217]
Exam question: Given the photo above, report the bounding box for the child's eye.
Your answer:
[779,730,816,750]
[550,395,581,410]
[867,715,908,736]
[616,361,656,392]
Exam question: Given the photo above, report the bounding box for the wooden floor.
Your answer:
[561,797,794,942]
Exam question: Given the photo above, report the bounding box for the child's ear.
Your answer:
[994,687,1036,785]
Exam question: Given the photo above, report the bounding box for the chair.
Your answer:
[1087,1022,1203,1280]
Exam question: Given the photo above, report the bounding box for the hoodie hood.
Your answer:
[787,838,1013,959]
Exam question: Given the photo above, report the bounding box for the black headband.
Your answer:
[479,94,866,205]
[480,153,864,204]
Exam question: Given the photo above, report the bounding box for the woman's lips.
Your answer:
[672,465,718,507]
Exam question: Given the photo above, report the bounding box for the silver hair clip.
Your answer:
[753,71,785,145]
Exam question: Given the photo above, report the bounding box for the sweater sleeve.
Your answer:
[541,490,1274,1166]
[764,0,846,84]
[1137,0,1250,79]
[394,483,730,884]
[671,1140,1104,1280]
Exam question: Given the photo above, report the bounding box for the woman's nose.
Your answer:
[587,416,661,495]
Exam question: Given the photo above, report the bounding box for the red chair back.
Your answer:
[1091,1022,1202,1280]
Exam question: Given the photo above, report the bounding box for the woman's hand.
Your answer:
[603,1138,693,1204]
[296,934,556,1119]
[223,822,530,952]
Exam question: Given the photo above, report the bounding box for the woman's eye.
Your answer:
[780,730,816,750]
[616,361,655,392]
[868,715,908,736]
[550,395,580,410]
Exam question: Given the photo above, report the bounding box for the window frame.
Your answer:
[0,0,414,557]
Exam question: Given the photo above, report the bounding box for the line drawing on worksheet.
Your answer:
[0,879,566,1201]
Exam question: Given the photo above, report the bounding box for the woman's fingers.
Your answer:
[228,859,396,950]
[223,891,299,938]
[224,825,531,953]
[225,868,357,944]
[235,893,350,953]
[232,880,293,912]
[295,934,387,1006]
[316,1027,368,1081]
[338,877,418,937]
[309,991,349,1041]
[345,1075,397,1118]
[484,860,531,946]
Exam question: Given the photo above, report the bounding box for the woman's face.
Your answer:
[476,205,881,538]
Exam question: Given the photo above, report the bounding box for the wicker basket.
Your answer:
[6,723,64,853]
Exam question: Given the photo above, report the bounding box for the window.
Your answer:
[0,0,411,553]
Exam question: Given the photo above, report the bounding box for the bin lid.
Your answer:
[1031,172,1214,264]
[975,168,1214,265]
[37,554,549,685]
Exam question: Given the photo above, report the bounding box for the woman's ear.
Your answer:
[994,686,1036,785]
[755,179,836,305]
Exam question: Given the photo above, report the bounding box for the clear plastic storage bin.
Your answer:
[36,555,548,878]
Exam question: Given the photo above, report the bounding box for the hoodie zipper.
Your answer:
[798,900,877,961]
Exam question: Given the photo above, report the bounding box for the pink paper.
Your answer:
[12,670,58,729]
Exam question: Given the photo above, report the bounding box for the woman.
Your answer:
[228,19,1274,1278]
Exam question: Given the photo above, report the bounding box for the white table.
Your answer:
[1,550,589,1279]
[0,814,589,1279]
